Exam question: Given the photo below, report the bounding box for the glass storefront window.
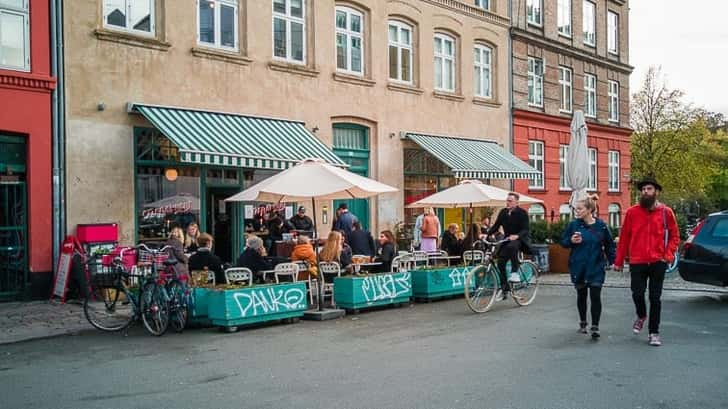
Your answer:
[137,166,200,242]
[207,168,240,185]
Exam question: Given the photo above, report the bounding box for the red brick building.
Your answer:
[0,0,56,299]
[510,0,632,227]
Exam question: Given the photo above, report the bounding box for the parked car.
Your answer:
[678,210,728,286]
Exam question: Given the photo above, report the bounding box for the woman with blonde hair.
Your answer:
[419,207,441,253]
[320,231,352,270]
[165,226,189,277]
[184,222,201,253]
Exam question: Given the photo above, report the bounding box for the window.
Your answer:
[388,21,412,83]
[608,203,621,227]
[608,150,620,191]
[557,0,571,36]
[584,73,596,117]
[528,57,544,106]
[588,148,597,191]
[473,44,492,98]
[710,219,728,238]
[608,80,619,122]
[103,0,154,35]
[434,33,455,92]
[273,0,305,63]
[559,66,572,112]
[608,11,619,54]
[560,203,572,221]
[528,204,545,222]
[474,0,490,10]
[0,0,29,71]
[198,0,238,50]
[583,1,595,46]
[527,0,542,26]
[528,141,544,189]
[559,145,569,190]
[335,6,363,75]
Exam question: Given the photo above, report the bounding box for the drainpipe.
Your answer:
[507,0,515,191]
[51,0,66,269]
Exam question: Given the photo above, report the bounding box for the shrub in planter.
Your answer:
[529,220,549,244]
[548,219,569,244]
[547,220,571,273]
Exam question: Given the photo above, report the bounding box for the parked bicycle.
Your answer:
[463,238,541,313]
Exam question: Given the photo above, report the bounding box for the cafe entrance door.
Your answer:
[206,187,240,264]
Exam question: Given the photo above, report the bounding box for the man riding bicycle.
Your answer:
[485,192,530,300]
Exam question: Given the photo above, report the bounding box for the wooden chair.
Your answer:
[318,261,341,307]
[224,267,253,286]
[274,262,300,283]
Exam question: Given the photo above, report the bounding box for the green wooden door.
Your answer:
[332,124,370,231]
[0,135,28,300]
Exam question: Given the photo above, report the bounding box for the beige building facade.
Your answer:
[64,0,527,259]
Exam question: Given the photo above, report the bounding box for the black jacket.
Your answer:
[440,231,462,257]
[288,215,314,232]
[487,206,531,251]
[349,229,376,256]
[236,248,273,274]
[376,242,396,273]
[189,249,225,285]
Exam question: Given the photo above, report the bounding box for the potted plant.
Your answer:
[547,219,570,274]
[528,220,550,273]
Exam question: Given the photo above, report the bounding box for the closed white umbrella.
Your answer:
[567,111,590,211]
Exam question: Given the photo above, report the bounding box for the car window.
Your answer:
[710,218,728,238]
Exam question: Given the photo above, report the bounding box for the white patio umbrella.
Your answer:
[567,111,590,212]
[225,158,398,312]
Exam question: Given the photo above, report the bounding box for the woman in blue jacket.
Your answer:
[560,195,616,339]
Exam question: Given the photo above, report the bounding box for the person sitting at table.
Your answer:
[165,227,189,278]
[184,222,201,253]
[374,230,397,273]
[288,206,314,233]
[290,235,318,280]
[236,235,273,284]
[441,223,463,257]
[461,223,482,256]
[188,233,224,285]
[267,211,287,256]
[349,221,376,257]
[320,230,353,274]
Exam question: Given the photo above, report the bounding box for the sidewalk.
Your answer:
[2,273,726,346]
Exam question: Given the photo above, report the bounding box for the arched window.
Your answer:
[335,6,364,75]
[528,204,545,222]
[434,33,455,92]
[473,44,492,98]
[388,20,413,83]
[608,203,621,227]
[559,203,571,221]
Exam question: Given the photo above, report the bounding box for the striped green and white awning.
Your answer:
[129,103,346,170]
[406,133,539,180]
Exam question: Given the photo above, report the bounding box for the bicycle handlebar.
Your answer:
[136,243,173,254]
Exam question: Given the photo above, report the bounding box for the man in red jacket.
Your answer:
[614,177,680,347]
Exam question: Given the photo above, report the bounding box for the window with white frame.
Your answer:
[607,11,619,54]
[528,141,544,189]
[608,150,620,191]
[198,0,237,50]
[527,0,542,26]
[388,21,412,83]
[0,0,30,71]
[335,6,363,75]
[584,73,596,117]
[103,0,154,35]
[608,203,621,227]
[583,1,595,46]
[608,80,619,122]
[434,33,455,92]
[528,57,544,106]
[474,44,492,98]
[560,203,572,221]
[474,0,490,10]
[273,0,305,63]
[528,204,545,222]
[559,66,572,112]
[559,145,569,190]
[557,0,571,36]
[588,148,597,191]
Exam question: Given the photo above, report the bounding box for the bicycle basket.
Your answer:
[137,248,169,271]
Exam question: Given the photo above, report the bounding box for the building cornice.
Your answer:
[512,28,633,74]
[423,0,510,28]
[0,71,56,93]
[513,109,633,138]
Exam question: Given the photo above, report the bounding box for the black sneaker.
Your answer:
[591,326,600,339]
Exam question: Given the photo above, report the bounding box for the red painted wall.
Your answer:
[512,110,632,223]
[0,0,56,275]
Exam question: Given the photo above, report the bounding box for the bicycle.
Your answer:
[463,238,541,313]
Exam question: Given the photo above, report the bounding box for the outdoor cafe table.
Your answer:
[333,271,412,313]
[409,264,473,301]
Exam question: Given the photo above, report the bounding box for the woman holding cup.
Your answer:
[560,194,616,339]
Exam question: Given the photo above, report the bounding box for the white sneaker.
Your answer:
[509,273,521,282]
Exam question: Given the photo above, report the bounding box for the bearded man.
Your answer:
[613,177,680,347]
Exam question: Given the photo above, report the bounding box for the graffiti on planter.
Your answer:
[448,267,470,288]
[233,286,306,317]
[361,272,411,302]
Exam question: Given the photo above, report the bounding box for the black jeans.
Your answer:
[497,240,521,292]
[630,262,666,334]
[576,285,602,326]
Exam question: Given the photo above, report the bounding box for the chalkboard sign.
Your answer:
[50,237,78,303]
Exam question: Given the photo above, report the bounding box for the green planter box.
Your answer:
[187,287,212,326]
[207,282,308,328]
[410,266,472,300]
[333,272,412,311]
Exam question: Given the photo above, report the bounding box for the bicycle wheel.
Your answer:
[464,264,498,313]
[140,282,169,336]
[84,284,134,332]
[511,260,540,306]
[166,279,189,333]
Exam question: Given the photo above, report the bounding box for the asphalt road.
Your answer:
[1,285,727,409]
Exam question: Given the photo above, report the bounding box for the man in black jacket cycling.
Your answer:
[486,192,530,299]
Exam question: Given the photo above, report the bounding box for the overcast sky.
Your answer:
[629,0,728,116]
